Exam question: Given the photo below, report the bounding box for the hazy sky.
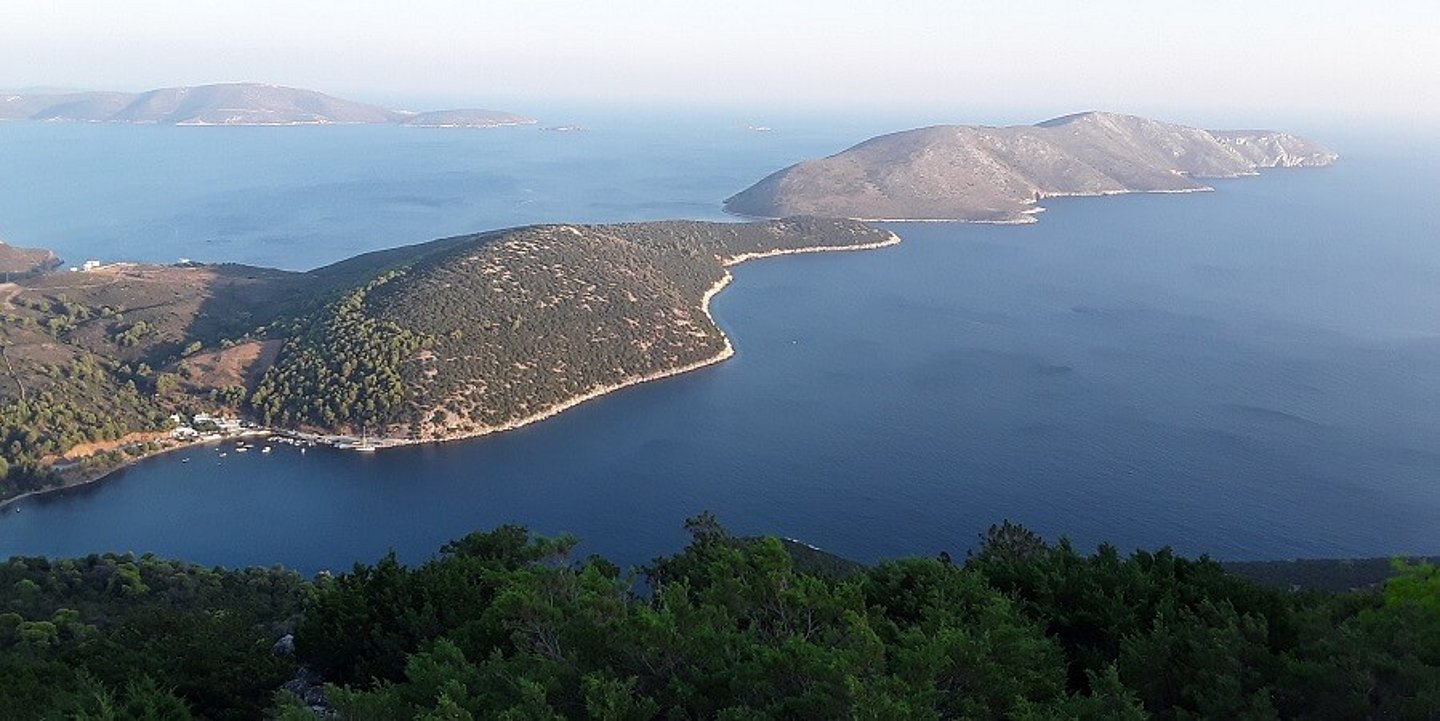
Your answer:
[4,1,1437,127]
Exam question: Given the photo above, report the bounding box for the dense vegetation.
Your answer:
[1223,555,1440,593]
[0,354,169,495]
[2,517,1436,719]
[0,552,308,720]
[250,218,894,438]
[1,220,890,483]
[250,272,432,432]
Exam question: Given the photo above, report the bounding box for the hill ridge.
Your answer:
[0,82,533,127]
[725,112,1337,222]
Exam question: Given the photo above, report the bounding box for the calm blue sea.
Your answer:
[0,115,1436,572]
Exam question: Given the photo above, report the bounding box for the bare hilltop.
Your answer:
[0,83,534,127]
[0,241,61,276]
[725,112,1337,223]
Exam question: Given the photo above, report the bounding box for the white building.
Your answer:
[192,413,243,433]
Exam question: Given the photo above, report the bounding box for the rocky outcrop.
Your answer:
[1210,129,1339,168]
[278,666,330,716]
[0,241,61,276]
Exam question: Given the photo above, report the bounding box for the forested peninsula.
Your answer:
[0,219,898,502]
[1,517,1436,719]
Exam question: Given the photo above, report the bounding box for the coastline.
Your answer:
[407,271,739,444]
[1,231,902,504]
[724,185,1222,225]
[368,230,903,447]
[718,232,902,266]
[0,430,272,511]
[399,120,539,129]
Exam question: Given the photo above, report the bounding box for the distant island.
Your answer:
[725,111,1338,222]
[0,219,897,502]
[0,83,534,127]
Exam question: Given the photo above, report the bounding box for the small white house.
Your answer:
[81,260,102,271]
[171,426,198,440]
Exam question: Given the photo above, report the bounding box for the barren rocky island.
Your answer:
[725,111,1337,222]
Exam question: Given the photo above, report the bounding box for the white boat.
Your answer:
[352,430,378,452]
[261,447,272,453]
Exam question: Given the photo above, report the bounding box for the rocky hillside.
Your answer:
[1,83,532,127]
[725,111,1337,222]
[0,241,60,276]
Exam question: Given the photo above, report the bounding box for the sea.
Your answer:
[1,113,1437,573]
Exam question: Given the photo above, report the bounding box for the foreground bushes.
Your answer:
[0,553,307,720]
[2,517,1437,719]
